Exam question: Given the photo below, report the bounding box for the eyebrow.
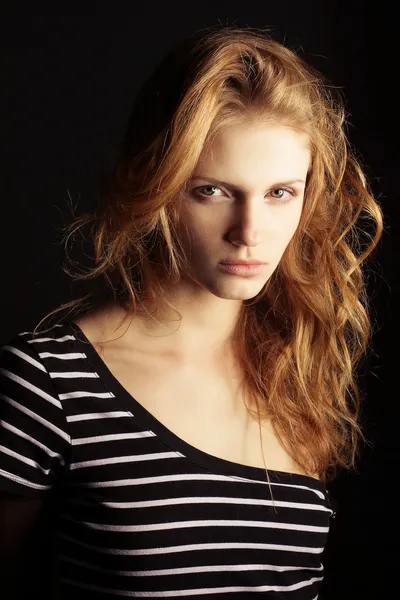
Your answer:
[189,175,306,192]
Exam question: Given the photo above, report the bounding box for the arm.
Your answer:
[0,332,71,598]
[0,492,43,598]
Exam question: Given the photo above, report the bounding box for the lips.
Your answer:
[219,262,266,277]
[220,261,264,266]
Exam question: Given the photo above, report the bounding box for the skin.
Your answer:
[118,118,311,363]
[0,120,314,599]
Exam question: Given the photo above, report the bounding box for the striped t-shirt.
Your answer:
[0,320,336,599]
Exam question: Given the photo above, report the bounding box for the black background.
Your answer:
[1,3,398,598]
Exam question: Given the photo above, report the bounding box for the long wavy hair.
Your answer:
[34,25,383,483]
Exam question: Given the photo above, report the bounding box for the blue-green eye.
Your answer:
[270,188,294,202]
[271,188,285,198]
[192,184,296,204]
[193,185,222,197]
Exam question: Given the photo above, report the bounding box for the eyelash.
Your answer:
[192,185,296,204]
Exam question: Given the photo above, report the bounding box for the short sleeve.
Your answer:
[0,332,71,497]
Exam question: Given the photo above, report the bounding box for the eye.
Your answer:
[269,187,295,203]
[192,185,223,198]
[191,184,297,203]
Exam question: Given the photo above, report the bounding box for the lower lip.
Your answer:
[219,263,265,277]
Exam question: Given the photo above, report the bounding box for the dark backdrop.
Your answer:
[1,3,398,599]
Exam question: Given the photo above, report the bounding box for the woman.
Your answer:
[0,25,383,599]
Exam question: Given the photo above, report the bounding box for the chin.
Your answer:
[211,281,267,301]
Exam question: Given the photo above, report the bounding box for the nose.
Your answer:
[227,201,263,247]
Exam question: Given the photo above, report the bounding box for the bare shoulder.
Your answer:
[73,302,131,347]
[73,309,103,341]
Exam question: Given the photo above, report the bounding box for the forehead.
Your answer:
[195,120,311,179]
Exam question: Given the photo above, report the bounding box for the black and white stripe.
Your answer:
[0,321,335,599]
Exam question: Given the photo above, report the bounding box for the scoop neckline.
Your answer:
[66,320,326,492]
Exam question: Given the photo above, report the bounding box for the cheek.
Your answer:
[268,212,303,260]
[177,209,220,245]
[175,201,304,251]
[268,207,302,238]
[189,225,221,253]
[174,218,215,255]
[281,222,301,251]
[281,204,304,235]
[287,215,302,238]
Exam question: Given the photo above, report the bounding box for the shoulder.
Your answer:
[0,327,54,371]
[0,325,72,497]
[1,322,75,365]
[0,324,71,412]
[73,302,123,345]
[73,302,142,358]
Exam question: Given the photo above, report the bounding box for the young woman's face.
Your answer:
[175,119,311,301]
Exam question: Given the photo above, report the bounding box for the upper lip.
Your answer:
[220,259,265,265]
